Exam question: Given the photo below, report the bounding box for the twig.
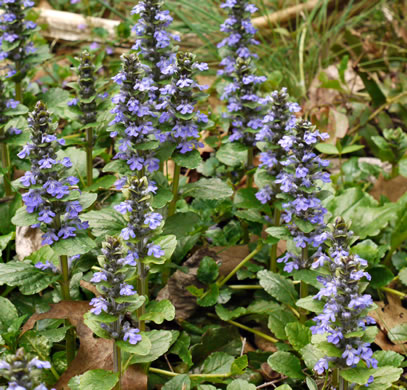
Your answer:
[240,337,246,357]
[256,377,287,389]
[252,0,331,29]
[164,354,174,373]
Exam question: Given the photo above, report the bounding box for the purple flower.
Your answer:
[90,272,108,283]
[122,322,142,344]
[90,297,108,315]
[144,212,162,230]
[147,243,164,258]
[119,283,136,296]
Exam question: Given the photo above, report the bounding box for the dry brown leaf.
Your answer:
[254,329,277,353]
[22,301,147,390]
[370,294,407,354]
[15,226,42,260]
[370,174,407,202]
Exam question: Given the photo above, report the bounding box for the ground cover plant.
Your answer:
[1,0,407,389]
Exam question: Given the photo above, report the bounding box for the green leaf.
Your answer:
[368,265,394,288]
[83,312,112,339]
[285,322,311,351]
[316,341,342,358]
[78,192,98,209]
[81,208,126,238]
[11,206,38,226]
[0,261,59,295]
[388,323,407,344]
[0,231,14,251]
[341,144,365,154]
[340,368,375,385]
[226,379,256,390]
[162,374,190,390]
[144,235,177,265]
[230,355,248,375]
[197,283,219,307]
[0,297,18,331]
[258,270,298,305]
[300,344,325,370]
[20,330,51,360]
[268,310,297,340]
[305,377,318,390]
[399,267,407,286]
[234,188,262,209]
[116,333,151,355]
[265,226,291,242]
[324,188,397,239]
[296,296,324,314]
[202,351,234,374]
[275,386,293,390]
[215,305,246,321]
[68,369,119,390]
[163,212,201,238]
[267,351,305,380]
[173,150,202,169]
[216,142,248,167]
[315,143,339,154]
[197,256,219,284]
[84,175,116,192]
[373,351,404,367]
[152,188,173,209]
[102,160,132,175]
[130,330,173,364]
[170,331,193,367]
[139,300,175,324]
[39,326,71,343]
[184,178,233,200]
[365,367,403,390]
[351,239,383,265]
[52,233,96,257]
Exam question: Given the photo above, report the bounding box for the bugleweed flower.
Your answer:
[312,218,377,379]
[114,176,164,263]
[109,53,160,175]
[218,0,269,146]
[90,237,142,344]
[255,88,300,204]
[76,50,97,125]
[275,120,331,272]
[0,78,22,135]
[157,51,208,154]
[0,348,54,390]
[218,0,259,73]
[18,102,88,246]
[0,0,37,79]
[131,0,179,84]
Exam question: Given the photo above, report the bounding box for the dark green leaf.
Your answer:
[173,150,202,169]
[152,188,173,209]
[162,374,190,390]
[267,351,305,380]
[285,322,311,351]
[215,305,246,321]
[139,300,175,324]
[202,351,234,374]
[116,333,151,355]
[170,331,193,367]
[130,330,173,364]
[227,379,255,390]
[258,270,298,305]
[216,143,248,167]
[163,212,201,238]
[0,261,59,295]
[184,178,233,200]
[268,311,297,340]
[52,233,97,257]
[230,355,248,375]
[300,344,325,370]
[197,256,219,284]
[81,209,126,238]
[368,265,394,288]
[197,283,219,307]
[68,369,119,390]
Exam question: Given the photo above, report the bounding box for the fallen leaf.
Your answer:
[370,294,407,354]
[22,301,147,390]
[16,226,42,260]
[370,174,407,202]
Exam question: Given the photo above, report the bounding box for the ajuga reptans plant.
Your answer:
[312,218,377,387]
[0,348,53,390]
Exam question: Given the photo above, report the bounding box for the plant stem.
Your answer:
[85,127,93,186]
[149,366,232,379]
[217,242,263,288]
[0,127,12,196]
[339,376,349,390]
[113,320,122,390]
[168,163,181,217]
[228,285,263,290]
[137,261,147,332]
[299,247,309,323]
[391,164,399,178]
[246,147,254,188]
[15,82,22,103]
[60,254,75,364]
[270,208,281,272]
[381,286,407,298]
[208,313,277,343]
